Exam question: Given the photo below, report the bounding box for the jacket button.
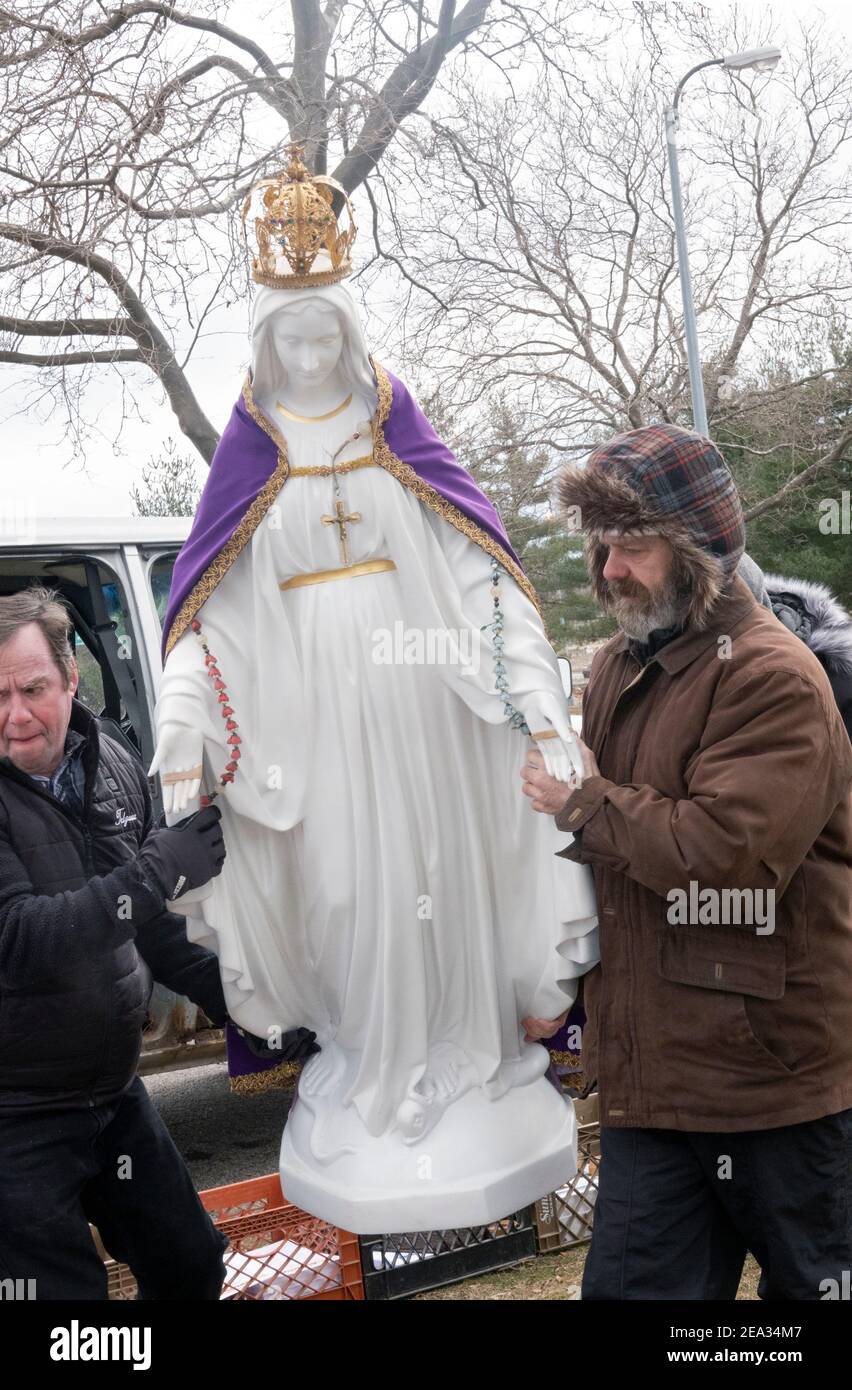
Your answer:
[568,808,582,823]
[602,906,615,916]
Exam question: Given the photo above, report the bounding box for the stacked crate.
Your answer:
[102,1173,364,1301]
[533,1093,601,1253]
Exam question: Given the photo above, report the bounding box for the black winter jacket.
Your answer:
[0,699,227,1111]
[765,574,852,739]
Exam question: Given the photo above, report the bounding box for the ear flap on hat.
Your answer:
[557,464,660,536]
[558,465,730,631]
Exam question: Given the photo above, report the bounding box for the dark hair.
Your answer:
[0,586,75,688]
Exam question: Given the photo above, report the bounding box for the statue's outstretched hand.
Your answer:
[149,723,204,816]
[523,692,584,784]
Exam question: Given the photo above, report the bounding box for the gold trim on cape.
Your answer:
[371,361,542,617]
[229,1059,303,1095]
[164,382,290,656]
[164,361,542,656]
[241,376,289,453]
[549,1050,584,1068]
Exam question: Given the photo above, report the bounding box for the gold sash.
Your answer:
[280,558,397,591]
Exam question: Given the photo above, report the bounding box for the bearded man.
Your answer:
[522,424,852,1301]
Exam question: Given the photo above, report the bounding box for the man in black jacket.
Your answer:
[765,574,852,739]
[0,587,231,1300]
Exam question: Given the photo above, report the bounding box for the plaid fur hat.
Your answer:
[557,424,746,629]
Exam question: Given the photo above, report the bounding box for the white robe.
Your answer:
[157,392,598,1136]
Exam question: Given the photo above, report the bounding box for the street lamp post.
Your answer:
[664,46,782,437]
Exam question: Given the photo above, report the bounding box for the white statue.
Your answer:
[151,149,599,1232]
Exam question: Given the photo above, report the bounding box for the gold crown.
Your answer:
[241,145,357,289]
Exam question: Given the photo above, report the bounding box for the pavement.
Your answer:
[144,1060,293,1193]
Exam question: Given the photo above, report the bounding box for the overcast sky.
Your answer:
[1,0,848,524]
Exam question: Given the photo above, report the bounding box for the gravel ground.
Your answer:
[143,1059,293,1192]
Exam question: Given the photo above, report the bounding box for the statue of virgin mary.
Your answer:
[153,148,599,1232]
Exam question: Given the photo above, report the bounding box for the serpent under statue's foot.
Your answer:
[395,1043,476,1144]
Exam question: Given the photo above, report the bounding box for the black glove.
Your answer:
[138,804,226,901]
[234,1023,321,1063]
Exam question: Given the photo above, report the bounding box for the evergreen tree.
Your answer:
[417,387,616,646]
[131,438,201,517]
[716,330,852,608]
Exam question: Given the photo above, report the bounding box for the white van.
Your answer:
[0,516,225,1074]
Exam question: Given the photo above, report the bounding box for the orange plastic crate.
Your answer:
[102,1173,364,1301]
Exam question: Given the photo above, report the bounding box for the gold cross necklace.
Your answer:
[318,423,373,565]
[321,498,362,566]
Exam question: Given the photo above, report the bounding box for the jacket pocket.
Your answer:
[657,923,800,1077]
[657,922,786,999]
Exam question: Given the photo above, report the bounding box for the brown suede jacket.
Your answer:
[557,577,852,1131]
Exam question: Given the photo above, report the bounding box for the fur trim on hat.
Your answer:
[557,463,729,630]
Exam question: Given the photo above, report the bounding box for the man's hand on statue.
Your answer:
[521,1009,570,1043]
[137,804,225,902]
[520,739,600,815]
[520,747,573,815]
[149,725,204,815]
[234,1023,321,1063]
[523,692,584,783]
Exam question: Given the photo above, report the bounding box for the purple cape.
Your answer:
[162,363,531,659]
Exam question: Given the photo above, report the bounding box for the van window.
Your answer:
[149,555,178,625]
[66,574,133,720]
[74,633,104,712]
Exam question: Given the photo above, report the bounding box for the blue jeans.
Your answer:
[582,1108,852,1300]
[0,1077,227,1300]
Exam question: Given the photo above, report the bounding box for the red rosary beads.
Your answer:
[190,617,242,805]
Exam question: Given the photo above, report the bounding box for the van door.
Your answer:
[0,547,152,766]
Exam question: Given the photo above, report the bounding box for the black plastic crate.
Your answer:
[359,1208,537,1299]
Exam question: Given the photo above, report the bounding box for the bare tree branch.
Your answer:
[0,347,142,363]
[0,219,219,459]
[743,426,852,523]
[332,1,491,192]
[0,313,134,336]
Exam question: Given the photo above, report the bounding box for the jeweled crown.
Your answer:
[241,145,357,288]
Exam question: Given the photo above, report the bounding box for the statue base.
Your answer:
[279,1042,577,1234]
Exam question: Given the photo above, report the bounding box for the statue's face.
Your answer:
[269,302,344,390]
